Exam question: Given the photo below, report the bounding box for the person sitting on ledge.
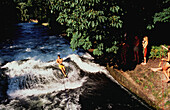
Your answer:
[151,45,170,82]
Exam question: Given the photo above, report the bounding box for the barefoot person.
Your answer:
[151,45,170,82]
[56,55,67,78]
[141,36,148,65]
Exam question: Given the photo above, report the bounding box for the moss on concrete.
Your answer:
[107,59,170,109]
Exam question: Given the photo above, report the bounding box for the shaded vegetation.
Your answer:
[0,0,18,41]
[51,0,123,56]
[14,0,51,22]
[1,0,170,55]
[149,45,168,59]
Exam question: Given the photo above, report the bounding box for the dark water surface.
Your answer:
[0,23,154,110]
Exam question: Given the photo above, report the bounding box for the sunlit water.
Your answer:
[0,23,153,110]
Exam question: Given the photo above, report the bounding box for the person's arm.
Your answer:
[146,40,148,48]
[142,40,145,47]
[61,58,63,64]
[168,52,170,61]
[161,45,168,50]
[56,59,59,64]
[143,40,148,48]
[136,40,139,46]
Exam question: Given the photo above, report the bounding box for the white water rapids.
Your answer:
[0,23,153,110]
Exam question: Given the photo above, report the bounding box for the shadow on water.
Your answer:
[79,72,155,110]
[0,68,9,104]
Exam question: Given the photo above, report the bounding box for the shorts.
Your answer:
[143,48,147,57]
[134,46,139,52]
[59,64,64,70]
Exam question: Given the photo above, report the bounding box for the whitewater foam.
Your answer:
[25,48,31,52]
[69,54,108,74]
[2,56,88,98]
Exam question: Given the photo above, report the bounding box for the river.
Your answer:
[0,23,153,110]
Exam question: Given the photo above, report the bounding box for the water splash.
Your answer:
[0,54,110,109]
[2,56,90,99]
[0,23,152,110]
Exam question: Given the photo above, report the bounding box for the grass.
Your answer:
[165,101,170,107]
[144,85,148,89]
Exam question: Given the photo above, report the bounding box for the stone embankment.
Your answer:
[107,59,170,109]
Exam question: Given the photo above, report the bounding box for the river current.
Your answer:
[0,23,153,110]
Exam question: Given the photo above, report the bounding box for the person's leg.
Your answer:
[124,53,126,65]
[141,57,147,65]
[162,63,170,82]
[163,70,169,82]
[144,57,146,63]
[151,67,162,72]
[121,52,124,64]
[167,68,170,82]
[134,51,136,61]
[136,51,139,63]
[167,68,170,78]
[61,67,67,77]
[143,48,147,64]
[63,66,66,72]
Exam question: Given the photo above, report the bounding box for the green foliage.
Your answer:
[147,0,170,30]
[153,7,170,24]
[165,101,170,106]
[14,0,50,22]
[144,85,148,89]
[16,2,28,21]
[50,0,123,56]
[149,45,168,59]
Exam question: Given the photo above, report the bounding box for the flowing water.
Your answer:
[0,23,153,110]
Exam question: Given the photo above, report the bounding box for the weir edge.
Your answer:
[106,64,163,110]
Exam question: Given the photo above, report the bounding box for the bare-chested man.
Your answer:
[56,55,67,78]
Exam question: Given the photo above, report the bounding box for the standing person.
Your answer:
[133,36,140,63]
[56,55,67,78]
[141,36,148,65]
[120,33,129,65]
[151,45,170,82]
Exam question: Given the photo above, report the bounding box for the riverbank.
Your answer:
[107,58,170,109]
[58,32,170,109]
[51,32,170,109]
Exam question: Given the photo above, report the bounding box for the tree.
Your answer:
[147,0,170,29]
[50,0,123,56]
[16,2,29,21]
[14,0,51,22]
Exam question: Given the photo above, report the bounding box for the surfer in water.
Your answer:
[56,55,67,78]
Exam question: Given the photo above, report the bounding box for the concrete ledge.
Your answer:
[106,64,160,109]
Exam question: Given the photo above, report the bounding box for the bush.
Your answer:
[149,45,168,59]
[50,0,123,56]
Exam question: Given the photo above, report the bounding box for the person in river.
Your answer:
[141,36,148,65]
[56,55,67,78]
[133,36,140,63]
[151,45,170,82]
